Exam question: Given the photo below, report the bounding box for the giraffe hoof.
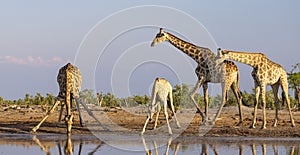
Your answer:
[31,127,38,133]
[261,126,267,129]
[250,125,255,129]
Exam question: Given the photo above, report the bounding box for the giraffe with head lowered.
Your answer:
[32,63,82,135]
[141,78,181,135]
[217,48,295,129]
[151,28,244,125]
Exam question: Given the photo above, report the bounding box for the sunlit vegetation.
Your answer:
[0,86,298,110]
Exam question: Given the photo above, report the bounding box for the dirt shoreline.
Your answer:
[0,105,300,138]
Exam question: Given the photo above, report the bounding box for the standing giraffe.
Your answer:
[141,78,181,135]
[151,28,244,125]
[217,48,295,129]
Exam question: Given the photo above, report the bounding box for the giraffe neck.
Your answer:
[225,51,266,68]
[165,32,215,62]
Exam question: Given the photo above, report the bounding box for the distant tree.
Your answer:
[0,96,3,104]
[80,89,98,105]
[102,93,119,107]
[241,90,255,107]
[133,95,150,105]
[172,83,202,109]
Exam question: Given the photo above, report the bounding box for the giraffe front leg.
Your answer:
[271,84,280,127]
[261,85,267,129]
[202,83,209,125]
[168,91,181,128]
[56,102,64,127]
[282,82,296,127]
[190,78,205,122]
[75,99,84,126]
[250,85,260,129]
[153,103,161,130]
[164,102,172,135]
[65,114,74,135]
[65,92,73,135]
[32,100,61,132]
[212,83,229,125]
[141,117,151,135]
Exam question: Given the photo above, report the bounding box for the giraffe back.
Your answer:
[57,63,82,99]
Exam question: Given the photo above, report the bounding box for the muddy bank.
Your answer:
[0,105,300,137]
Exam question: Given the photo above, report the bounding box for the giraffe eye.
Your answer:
[157,33,164,37]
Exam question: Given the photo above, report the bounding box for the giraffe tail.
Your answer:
[281,91,286,106]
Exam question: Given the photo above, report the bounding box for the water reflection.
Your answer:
[140,136,300,155]
[142,136,181,155]
[1,135,300,155]
[32,135,102,155]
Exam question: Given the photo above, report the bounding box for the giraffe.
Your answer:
[141,78,181,135]
[217,48,295,129]
[151,28,244,125]
[32,63,82,135]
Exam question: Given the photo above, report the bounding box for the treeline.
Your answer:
[0,84,298,110]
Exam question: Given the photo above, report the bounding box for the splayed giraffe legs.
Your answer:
[32,100,61,132]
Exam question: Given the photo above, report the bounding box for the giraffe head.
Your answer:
[148,103,156,121]
[151,28,168,47]
[216,48,229,64]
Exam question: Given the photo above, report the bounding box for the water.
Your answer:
[0,134,299,155]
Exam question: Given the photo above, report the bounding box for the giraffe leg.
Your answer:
[203,83,209,124]
[76,98,108,130]
[231,83,243,126]
[168,90,181,128]
[251,84,260,129]
[65,93,73,135]
[281,81,296,127]
[56,102,64,126]
[141,116,151,135]
[32,100,61,132]
[271,84,280,127]
[153,102,161,130]
[261,84,267,129]
[163,100,172,135]
[141,105,156,135]
[190,77,205,122]
[212,82,229,125]
[75,99,84,126]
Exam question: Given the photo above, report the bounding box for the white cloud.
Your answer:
[0,55,69,66]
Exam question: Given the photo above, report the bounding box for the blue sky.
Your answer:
[0,1,299,99]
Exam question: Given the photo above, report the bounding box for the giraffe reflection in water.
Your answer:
[142,136,300,155]
[32,135,102,155]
